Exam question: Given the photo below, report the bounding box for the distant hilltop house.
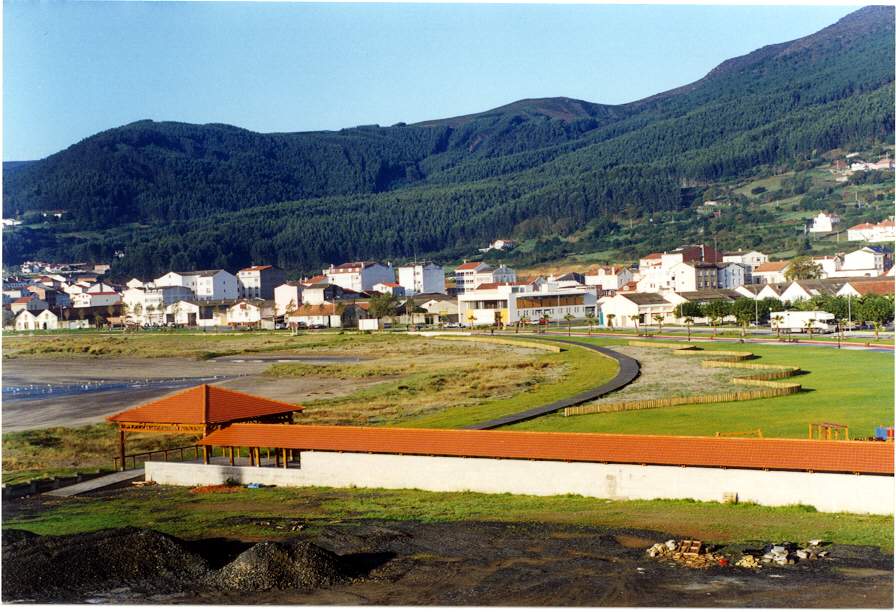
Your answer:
[847,219,895,243]
[808,211,840,233]
[2,218,22,227]
[41,209,66,219]
[479,239,516,253]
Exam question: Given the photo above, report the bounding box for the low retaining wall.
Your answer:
[145,452,894,515]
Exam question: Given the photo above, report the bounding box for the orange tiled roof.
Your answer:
[847,279,895,296]
[456,261,485,271]
[754,261,790,272]
[198,424,893,475]
[107,385,302,425]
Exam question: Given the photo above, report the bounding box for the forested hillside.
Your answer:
[3,5,893,277]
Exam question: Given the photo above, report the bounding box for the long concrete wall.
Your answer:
[146,452,894,515]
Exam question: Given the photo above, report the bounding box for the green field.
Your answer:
[507,338,894,439]
[4,485,891,551]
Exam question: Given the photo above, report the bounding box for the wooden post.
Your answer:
[202,445,209,464]
[118,429,126,472]
[229,447,235,466]
[282,448,288,469]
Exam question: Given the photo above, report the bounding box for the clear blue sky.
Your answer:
[3,2,858,161]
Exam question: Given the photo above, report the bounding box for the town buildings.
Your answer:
[453,262,517,293]
[397,263,446,296]
[325,261,394,292]
[237,265,286,300]
[456,280,597,326]
[847,219,895,243]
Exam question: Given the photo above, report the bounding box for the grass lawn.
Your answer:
[395,342,618,428]
[507,338,894,439]
[4,486,890,551]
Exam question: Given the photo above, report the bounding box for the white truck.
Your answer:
[770,310,837,334]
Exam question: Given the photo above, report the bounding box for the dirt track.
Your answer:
[4,518,890,606]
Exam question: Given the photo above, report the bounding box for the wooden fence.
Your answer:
[563,341,803,417]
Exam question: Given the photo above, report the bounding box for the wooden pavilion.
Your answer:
[106,384,302,470]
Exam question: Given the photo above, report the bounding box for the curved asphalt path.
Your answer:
[462,337,640,430]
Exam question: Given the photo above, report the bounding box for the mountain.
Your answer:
[3,6,893,276]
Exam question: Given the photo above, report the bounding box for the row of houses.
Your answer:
[808,212,895,243]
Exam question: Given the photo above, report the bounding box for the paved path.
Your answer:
[44,468,145,497]
[463,338,640,430]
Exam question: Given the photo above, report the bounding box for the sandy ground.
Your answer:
[1,356,382,432]
[588,346,739,406]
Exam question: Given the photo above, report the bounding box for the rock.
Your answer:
[213,540,345,592]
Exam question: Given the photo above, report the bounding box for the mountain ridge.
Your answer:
[3,5,893,276]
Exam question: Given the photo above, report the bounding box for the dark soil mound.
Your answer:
[1,527,209,602]
[2,529,40,546]
[213,540,345,592]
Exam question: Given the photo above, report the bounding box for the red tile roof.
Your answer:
[198,424,893,475]
[107,385,302,425]
[642,252,663,260]
[302,275,328,285]
[240,265,273,272]
[845,279,895,296]
[754,261,790,272]
[455,261,485,271]
[291,304,337,316]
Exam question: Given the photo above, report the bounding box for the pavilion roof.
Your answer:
[107,384,302,426]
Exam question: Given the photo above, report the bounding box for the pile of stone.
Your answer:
[646,539,726,569]
[737,540,830,568]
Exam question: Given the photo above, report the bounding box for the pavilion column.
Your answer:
[118,429,126,472]
[202,445,210,465]
[282,448,288,469]
[229,447,235,466]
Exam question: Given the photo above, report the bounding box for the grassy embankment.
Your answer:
[508,338,894,438]
[4,486,891,551]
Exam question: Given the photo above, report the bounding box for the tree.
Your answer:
[654,314,665,334]
[683,316,694,341]
[368,293,400,324]
[564,312,574,336]
[584,311,596,336]
[785,256,822,281]
[703,300,731,324]
[772,314,784,338]
[673,301,704,319]
[857,295,894,332]
[709,315,721,337]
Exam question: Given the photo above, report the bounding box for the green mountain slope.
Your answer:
[3,6,893,276]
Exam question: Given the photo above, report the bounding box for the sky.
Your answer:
[2,2,859,161]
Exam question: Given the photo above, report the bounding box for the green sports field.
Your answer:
[506,338,894,439]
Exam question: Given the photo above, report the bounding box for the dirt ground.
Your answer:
[587,346,742,406]
[1,356,385,432]
[3,514,891,606]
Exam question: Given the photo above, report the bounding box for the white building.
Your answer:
[274,282,304,316]
[456,281,597,327]
[847,219,896,243]
[453,262,517,294]
[35,309,59,330]
[10,296,49,314]
[122,285,195,325]
[397,263,446,296]
[237,265,286,299]
[597,293,675,328]
[14,310,38,330]
[752,261,791,285]
[154,270,239,301]
[325,261,394,292]
[809,211,840,233]
[811,256,842,279]
[373,282,405,297]
[584,266,633,291]
[838,247,886,277]
[227,300,276,329]
[722,251,768,283]
[73,292,121,309]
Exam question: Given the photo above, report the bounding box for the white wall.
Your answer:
[146,452,894,515]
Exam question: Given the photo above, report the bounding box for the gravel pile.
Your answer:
[2,528,210,602]
[2,528,348,602]
[213,540,345,592]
